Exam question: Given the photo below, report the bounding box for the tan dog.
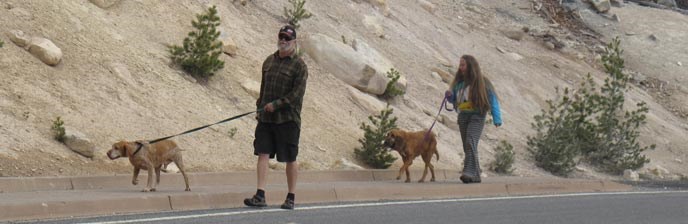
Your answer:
[384,129,439,183]
[106,140,190,192]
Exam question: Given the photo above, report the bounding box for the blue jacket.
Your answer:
[449,81,502,126]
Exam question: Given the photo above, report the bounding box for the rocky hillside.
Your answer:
[1,0,686,180]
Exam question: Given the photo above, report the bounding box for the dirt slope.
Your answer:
[0,0,686,180]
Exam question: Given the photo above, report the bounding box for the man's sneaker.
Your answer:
[280,198,294,210]
[243,195,267,207]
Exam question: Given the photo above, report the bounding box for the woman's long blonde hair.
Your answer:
[450,55,495,115]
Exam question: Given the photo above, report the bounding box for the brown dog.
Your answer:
[384,129,439,183]
[106,140,190,192]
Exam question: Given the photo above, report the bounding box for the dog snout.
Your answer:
[106,149,120,160]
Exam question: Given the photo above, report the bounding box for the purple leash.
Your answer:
[425,95,454,140]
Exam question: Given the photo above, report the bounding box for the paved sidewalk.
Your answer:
[0,170,630,222]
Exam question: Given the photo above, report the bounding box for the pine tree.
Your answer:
[284,0,313,29]
[585,37,653,173]
[355,105,398,169]
[168,6,224,81]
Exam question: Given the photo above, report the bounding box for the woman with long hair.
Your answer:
[445,55,502,183]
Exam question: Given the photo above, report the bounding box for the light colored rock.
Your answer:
[63,129,95,158]
[675,158,683,163]
[221,36,238,56]
[348,86,385,114]
[241,79,261,99]
[351,38,406,92]
[27,37,63,66]
[431,72,441,81]
[89,0,120,9]
[506,52,524,61]
[502,29,525,41]
[496,46,507,53]
[656,0,677,8]
[418,0,436,14]
[610,0,624,7]
[108,63,133,85]
[301,33,391,95]
[7,30,30,48]
[331,158,364,170]
[431,67,453,83]
[590,0,611,13]
[363,15,385,38]
[545,41,556,50]
[623,169,639,181]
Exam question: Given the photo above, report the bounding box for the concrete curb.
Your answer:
[0,170,632,222]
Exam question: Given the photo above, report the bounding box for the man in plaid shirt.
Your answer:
[244,25,308,210]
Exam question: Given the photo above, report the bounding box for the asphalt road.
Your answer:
[22,191,688,224]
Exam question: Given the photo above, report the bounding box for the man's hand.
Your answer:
[264,102,275,112]
[444,90,452,99]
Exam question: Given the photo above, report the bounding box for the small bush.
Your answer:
[0,40,4,48]
[51,116,65,142]
[354,105,398,169]
[527,37,652,176]
[381,68,405,99]
[228,127,237,138]
[491,140,515,174]
[283,0,313,29]
[168,6,224,81]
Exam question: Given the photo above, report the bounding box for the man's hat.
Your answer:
[279,25,296,40]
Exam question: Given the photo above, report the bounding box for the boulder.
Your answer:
[27,37,63,66]
[7,30,30,47]
[590,0,611,13]
[241,79,261,99]
[418,0,437,14]
[301,33,394,95]
[220,33,238,56]
[348,86,385,114]
[431,67,454,83]
[63,129,95,158]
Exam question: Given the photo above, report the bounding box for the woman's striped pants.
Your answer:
[458,113,486,179]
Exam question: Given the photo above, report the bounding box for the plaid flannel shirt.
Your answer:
[256,51,309,124]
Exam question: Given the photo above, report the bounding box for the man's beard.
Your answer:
[278,42,294,53]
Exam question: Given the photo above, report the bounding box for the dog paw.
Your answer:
[405,179,411,183]
[132,180,138,185]
[142,188,151,192]
[430,178,436,182]
[396,176,401,180]
[185,188,191,191]
[418,180,425,183]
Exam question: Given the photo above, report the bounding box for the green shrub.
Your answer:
[51,116,65,142]
[491,140,515,174]
[0,40,4,48]
[381,68,405,99]
[168,6,224,81]
[283,0,312,29]
[354,105,398,169]
[228,127,237,138]
[584,37,653,174]
[527,37,652,176]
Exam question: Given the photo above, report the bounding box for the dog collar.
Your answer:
[132,142,144,156]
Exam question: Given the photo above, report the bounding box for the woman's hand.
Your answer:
[444,90,452,99]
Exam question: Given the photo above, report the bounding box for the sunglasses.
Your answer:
[279,33,294,41]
